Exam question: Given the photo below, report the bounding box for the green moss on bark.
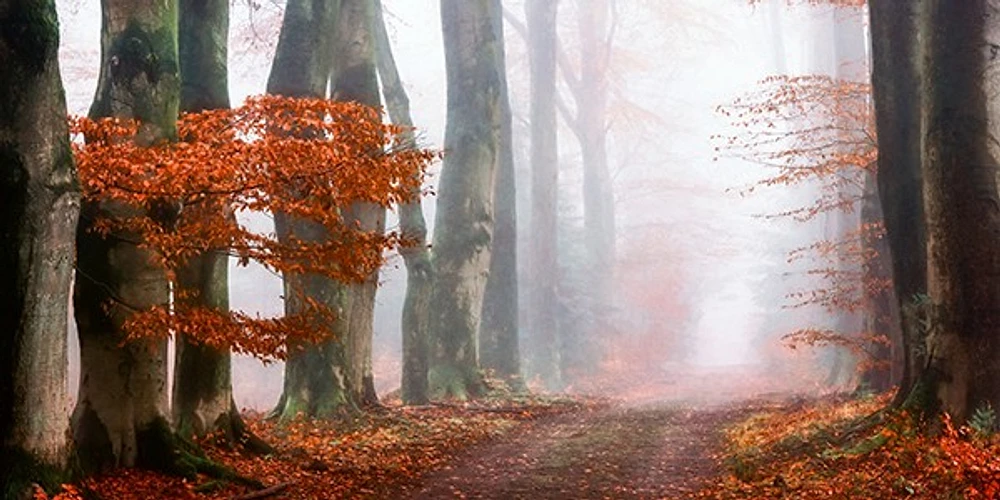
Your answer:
[0,448,72,499]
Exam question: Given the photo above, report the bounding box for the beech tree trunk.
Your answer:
[266,0,354,420]
[172,0,267,452]
[373,0,432,405]
[0,0,78,492]
[521,0,560,390]
[331,0,383,408]
[916,0,1000,420]
[72,0,183,472]
[868,0,926,407]
[479,0,522,388]
[428,0,504,399]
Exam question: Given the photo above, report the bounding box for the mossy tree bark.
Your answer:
[427,0,505,400]
[868,0,926,407]
[171,0,269,453]
[916,0,1000,420]
[71,0,184,472]
[373,0,432,405]
[331,0,383,408]
[266,0,356,420]
[0,0,79,493]
[479,0,522,389]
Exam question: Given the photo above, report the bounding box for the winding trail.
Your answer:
[406,401,752,499]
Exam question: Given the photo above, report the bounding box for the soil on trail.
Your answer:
[406,402,750,499]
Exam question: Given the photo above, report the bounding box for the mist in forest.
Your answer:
[54,0,862,409]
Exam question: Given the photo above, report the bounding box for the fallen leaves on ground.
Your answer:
[66,395,587,499]
[697,392,1000,499]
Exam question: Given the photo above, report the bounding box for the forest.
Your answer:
[3,0,1000,498]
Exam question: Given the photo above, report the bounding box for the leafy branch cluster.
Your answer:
[72,95,438,359]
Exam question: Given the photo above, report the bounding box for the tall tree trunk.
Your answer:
[868,0,926,407]
[72,0,183,472]
[0,0,78,492]
[917,0,1000,420]
[479,0,522,389]
[428,0,504,400]
[573,0,615,378]
[331,0,382,407]
[519,0,560,391]
[172,0,269,452]
[372,0,432,405]
[266,0,353,420]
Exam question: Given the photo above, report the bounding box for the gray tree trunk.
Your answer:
[266,0,355,420]
[372,0,432,405]
[868,0,926,407]
[172,0,268,452]
[0,0,78,491]
[72,0,182,472]
[428,0,504,399]
[331,0,383,407]
[479,0,522,389]
[520,0,560,390]
[173,0,234,439]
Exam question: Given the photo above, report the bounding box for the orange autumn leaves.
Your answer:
[71,96,438,360]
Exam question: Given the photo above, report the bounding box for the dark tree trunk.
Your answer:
[372,0,432,405]
[332,0,383,408]
[479,0,522,389]
[427,0,504,400]
[521,0,560,390]
[0,0,78,492]
[916,0,1000,420]
[266,0,355,420]
[868,0,926,407]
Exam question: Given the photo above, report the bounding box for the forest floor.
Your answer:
[408,400,754,499]
[46,366,1000,499]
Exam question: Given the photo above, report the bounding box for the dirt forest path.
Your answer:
[403,401,753,499]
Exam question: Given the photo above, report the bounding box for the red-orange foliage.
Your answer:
[715,75,888,368]
[700,395,1000,499]
[71,96,437,360]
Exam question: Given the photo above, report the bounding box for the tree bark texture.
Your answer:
[373,0,432,405]
[868,0,927,406]
[0,0,78,489]
[918,0,1000,420]
[266,0,355,420]
[479,0,522,388]
[172,0,247,444]
[72,0,181,472]
[428,0,504,399]
[331,0,383,407]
